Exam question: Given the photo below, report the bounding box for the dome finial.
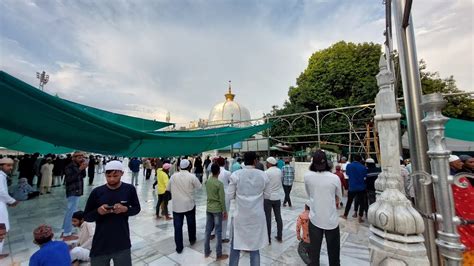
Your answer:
[225,80,235,101]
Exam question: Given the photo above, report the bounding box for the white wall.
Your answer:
[294,162,310,183]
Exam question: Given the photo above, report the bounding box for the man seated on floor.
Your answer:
[12,178,40,201]
[29,224,71,266]
[70,211,95,265]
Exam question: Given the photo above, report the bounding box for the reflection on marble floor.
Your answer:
[3,171,370,266]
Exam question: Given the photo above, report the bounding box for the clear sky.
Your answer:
[1,0,472,125]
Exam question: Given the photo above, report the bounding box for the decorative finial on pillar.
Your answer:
[376,54,394,88]
[225,80,235,101]
[379,53,387,69]
[368,53,429,265]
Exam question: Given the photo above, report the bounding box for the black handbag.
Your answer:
[165,190,172,201]
[298,240,311,265]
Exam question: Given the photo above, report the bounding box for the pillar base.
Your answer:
[369,233,430,266]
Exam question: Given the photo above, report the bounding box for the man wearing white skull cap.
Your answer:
[84,160,140,265]
[166,159,202,253]
[449,155,463,175]
[0,157,19,258]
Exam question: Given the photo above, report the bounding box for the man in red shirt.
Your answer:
[334,165,347,208]
[452,173,474,265]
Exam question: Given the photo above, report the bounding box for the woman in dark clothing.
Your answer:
[19,154,36,186]
[194,156,204,183]
[88,155,96,186]
[203,156,211,179]
[52,156,65,187]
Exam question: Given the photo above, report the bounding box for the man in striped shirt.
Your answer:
[282,160,295,207]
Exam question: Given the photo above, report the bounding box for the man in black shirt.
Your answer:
[84,160,141,266]
[62,151,87,241]
[365,158,381,206]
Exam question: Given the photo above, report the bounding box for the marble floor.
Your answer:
[2,170,370,266]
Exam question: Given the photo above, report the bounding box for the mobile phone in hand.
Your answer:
[104,205,114,210]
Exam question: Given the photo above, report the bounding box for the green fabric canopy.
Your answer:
[0,71,269,156]
[63,99,173,132]
[0,128,73,154]
[124,125,269,157]
[152,126,245,136]
[444,118,474,142]
[401,109,473,142]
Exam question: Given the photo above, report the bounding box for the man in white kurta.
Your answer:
[228,152,271,266]
[166,159,202,253]
[0,157,19,258]
[40,158,54,194]
[70,210,95,262]
[263,157,284,244]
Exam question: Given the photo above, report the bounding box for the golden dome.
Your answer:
[208,81,251,127]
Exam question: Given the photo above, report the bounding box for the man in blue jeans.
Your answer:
[166,159,202,253]
[128,157,141,186]
[341,154,367,223]
[204,164,229,261]
[62,151,87,241]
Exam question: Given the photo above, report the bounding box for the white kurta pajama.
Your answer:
[0,170,16,253]
[228,165,271,251]
[217,167,232,239]
[40,163,54,193]
[70,221,95,262]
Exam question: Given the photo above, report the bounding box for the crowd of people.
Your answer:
[0,149,473,265]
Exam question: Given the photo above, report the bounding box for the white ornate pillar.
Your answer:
[421,93,464,265]
[368,54,429,265]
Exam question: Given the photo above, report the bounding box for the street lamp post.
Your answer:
[316,105,321,149]
[36,71,49,90]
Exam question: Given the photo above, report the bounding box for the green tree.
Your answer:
[268,41,473,151]
[268,41,382,149]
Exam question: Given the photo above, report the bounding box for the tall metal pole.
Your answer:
[392,0,438,264]
[230,115,234,157]
[316,105,321,149]
[266,117,271,157]
[421,93,464,266]
[348,122,352,162]
[36,71,49,91]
